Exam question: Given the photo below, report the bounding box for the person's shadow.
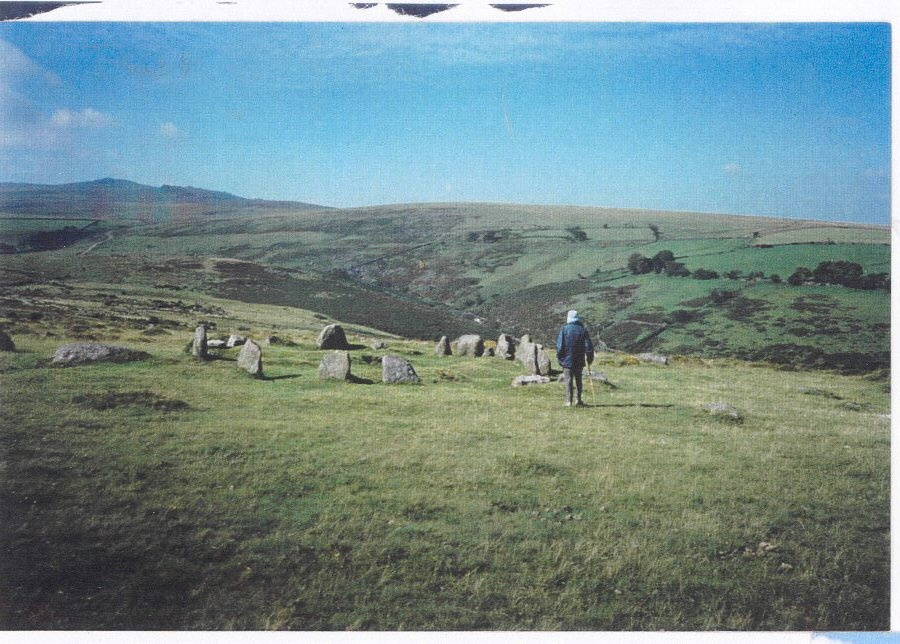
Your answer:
[580,403,674,408]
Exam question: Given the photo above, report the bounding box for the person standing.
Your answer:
[556,310,595,407]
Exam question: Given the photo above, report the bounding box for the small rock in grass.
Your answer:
[702,402,743,423]
[798,387,841,399]
[636,352,668,365]
[371,340,387,350]
[207,339,227,349]
[382,355,420,384]
[512,375,550,387]
[587,370,617,388]
[52,343,149,366]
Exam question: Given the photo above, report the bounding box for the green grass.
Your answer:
[0,288,889,630]
[756,227,889,245]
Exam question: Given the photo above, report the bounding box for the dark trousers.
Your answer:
[562,367,583,404]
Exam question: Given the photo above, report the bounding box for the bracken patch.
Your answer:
[71,391,191,412]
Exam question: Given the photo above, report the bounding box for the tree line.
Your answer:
[627,252,889,291]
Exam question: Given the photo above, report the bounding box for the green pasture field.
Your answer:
[0,284,889,630]
[756,227,889,246]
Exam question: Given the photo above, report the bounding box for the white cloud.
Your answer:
[0,39,58,86]
[159,122,184,139]
[812,636,853,644]
[723,163,742,175]
[51,108,115,129]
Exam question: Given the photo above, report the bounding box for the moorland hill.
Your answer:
[0,181,890,372]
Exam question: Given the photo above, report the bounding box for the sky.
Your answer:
[814,635,900,644]
[0,22,891,223]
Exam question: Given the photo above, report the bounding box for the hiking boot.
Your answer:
[575,400,585,407]
[564,401,572,407]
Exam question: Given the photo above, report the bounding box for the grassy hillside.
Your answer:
[2,183,888,371]
[0,281,889,630]
[53,201,888,372]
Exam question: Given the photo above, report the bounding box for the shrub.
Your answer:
[709,289,738,303]
[813,261,863,286]
[627,253,653,275]
[787,267,812,286]
[692,269,719,280]
[664,261,690,277]
[567,227,588,242]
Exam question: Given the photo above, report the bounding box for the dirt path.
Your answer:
[77,231,114,256]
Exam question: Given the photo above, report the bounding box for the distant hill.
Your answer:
[0,178,329,222]
[0,187,888,372]
[93,201,886,372]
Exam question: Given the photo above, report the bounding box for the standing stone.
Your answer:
[535,344,551,375]
[515,339,551,375]
[456,334,484,357]
[520,334,531,344]
[317,324,350,350]
[496,334,516,360]
[207,339,227,349]
[519,341,550,376]
[382,355,420,384]
[191,325,208,359]
[318,351,351,380]
[0,331,14,352]
[521,342,539,375]
[482,347,495,357]
[226,334,247,348]
[435,335,452,356]
[514,340,530,363]
[237,339,264,378]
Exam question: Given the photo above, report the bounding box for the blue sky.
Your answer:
[814,634,900,644]
[0,23,891,223]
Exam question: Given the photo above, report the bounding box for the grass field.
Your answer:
[0,286,889,630]
[0,192,890,630]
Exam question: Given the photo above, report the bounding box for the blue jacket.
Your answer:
[556,321,595,370]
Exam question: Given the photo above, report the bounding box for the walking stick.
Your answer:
[587,364,597,405]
